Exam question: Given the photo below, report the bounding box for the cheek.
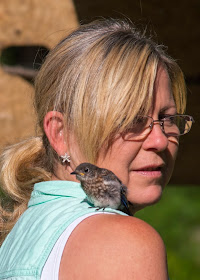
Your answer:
[97,140,141,184]
[113,149,142,186]
[168,137,179,162]
[165,139,179,181]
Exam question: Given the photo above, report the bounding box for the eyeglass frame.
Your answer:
[121,114,195,140]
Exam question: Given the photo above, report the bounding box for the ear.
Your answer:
[43,111,68,156]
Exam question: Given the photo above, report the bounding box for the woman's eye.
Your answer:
[159,113,177,120]
[159,114,169,120]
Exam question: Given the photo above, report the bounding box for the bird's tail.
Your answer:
[120,186,132,216]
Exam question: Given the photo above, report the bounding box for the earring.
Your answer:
[60,153,71,163]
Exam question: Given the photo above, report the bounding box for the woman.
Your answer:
[0,18,194,279]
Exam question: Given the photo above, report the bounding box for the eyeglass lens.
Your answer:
[123,115,193,140]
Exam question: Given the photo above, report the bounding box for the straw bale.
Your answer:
[0,0,78,147]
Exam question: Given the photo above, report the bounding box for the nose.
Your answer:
[143,121,168,152]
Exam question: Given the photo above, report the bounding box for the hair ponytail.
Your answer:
[0,136,51,245]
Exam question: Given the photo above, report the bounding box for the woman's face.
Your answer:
[97,66,179,211]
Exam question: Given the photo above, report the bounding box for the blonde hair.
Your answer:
[0,18,186,244]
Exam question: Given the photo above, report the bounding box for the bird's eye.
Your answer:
[84,168,89,173]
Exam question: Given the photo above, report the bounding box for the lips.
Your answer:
[135,165,163,171]
[133,165,165,177]
[136,166,163,171]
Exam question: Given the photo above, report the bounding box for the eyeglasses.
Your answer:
[122,114,195,141]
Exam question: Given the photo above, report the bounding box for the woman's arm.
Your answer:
[59,214,168,280]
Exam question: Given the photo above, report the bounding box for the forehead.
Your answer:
[152,66,176,112]
[154,66,171,91]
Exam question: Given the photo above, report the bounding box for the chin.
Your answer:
[128,184,164,212]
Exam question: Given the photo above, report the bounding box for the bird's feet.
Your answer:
[88,206,105,211]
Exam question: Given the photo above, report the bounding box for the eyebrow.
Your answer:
[159,105,177,113]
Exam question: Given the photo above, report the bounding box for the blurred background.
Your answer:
[0,0,199,278]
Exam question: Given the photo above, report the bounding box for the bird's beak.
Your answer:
[71,171,85,176]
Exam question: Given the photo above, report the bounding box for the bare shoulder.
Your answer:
[59,214,168,280]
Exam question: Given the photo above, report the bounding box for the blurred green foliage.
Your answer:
[135,185,200,280]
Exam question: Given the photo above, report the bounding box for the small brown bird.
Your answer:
[71,162,131,215]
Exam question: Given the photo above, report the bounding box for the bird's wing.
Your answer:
[100,168,131,215]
